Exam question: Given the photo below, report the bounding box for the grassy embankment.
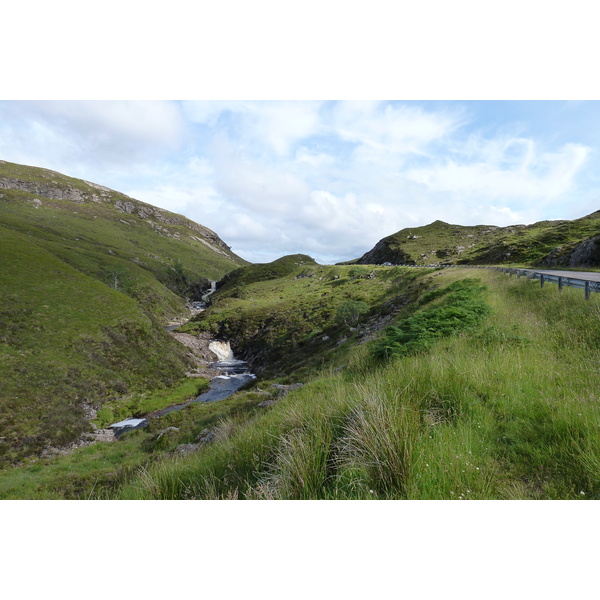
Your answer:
[179,255,427,378]
[0,258,424,497]
[112,266,600,500]
[0,163,245,466]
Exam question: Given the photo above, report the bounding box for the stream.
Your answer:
[110,281,256,437]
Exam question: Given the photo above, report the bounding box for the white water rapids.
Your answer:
[208,340,235,361]
[110,283,255,435]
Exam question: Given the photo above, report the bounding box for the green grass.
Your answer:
[0,382,273,499]
[181,260,428,377]
[0,226,202,464]
[0,434,151,499]
[371,278,491,359]
[94,377,211,427]
[104,268,600,500]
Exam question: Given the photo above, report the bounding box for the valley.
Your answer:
[1,160,599,499]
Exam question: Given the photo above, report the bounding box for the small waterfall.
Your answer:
[151,341,254,417]
[201,280,217,303]
[111,291,257,429]
[209,340,252,376]
[208,340,235,361]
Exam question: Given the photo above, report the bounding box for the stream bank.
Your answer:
[110,284,256,437]
[38,281,256,455]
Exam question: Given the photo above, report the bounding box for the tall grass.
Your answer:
[107,270,600,499]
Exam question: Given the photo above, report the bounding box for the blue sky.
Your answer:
[1,100,598,264]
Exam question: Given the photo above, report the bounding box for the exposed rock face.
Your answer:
[168,331,228,380]
[173,429,217,455]
[539,235,600,268]
[0,176,110,203]
[355,238,415,265]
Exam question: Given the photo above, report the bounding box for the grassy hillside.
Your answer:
[180,257,428,377]
[3,264,599,499]
[2,158,598,498]
[354,211,600,267]
[111,268,600,500]
[0,160,246,465]
[0,160,247,296]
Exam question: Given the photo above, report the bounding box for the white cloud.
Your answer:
[184,100,323,156]
[2,100,597,265]
[405,138,590,202]
[181,100,248,125]
[219,212,273,244]
[36,101,184,148]
[124,183,223,216]
[210,133,311,213]
[0,100,186,180]
[331,101,464,155]
[252,101,323,156]
[295,146,335,168]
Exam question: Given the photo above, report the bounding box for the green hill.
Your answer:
[0,160,246,465]
[353,212,600,267]
[180,258,425,377]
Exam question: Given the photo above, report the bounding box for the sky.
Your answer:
[1,99,599,264]
[3,0,598,589]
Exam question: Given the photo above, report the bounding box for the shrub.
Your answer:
[336,300,370,326]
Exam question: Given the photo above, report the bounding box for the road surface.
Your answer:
[518,269,600,282]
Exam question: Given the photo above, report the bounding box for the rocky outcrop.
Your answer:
[173,428,217,455]
[0,176,111,203]
[539,235,600,268]
[355,238,415,265]
[0,174,233,254]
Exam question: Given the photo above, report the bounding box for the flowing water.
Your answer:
[110,284,256,436]
[110,348,255,436]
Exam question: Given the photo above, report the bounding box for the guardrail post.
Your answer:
[585,280,590,300]
[558,276,563,292]
[540,274,544,288]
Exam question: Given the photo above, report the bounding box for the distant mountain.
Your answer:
[353,212,600,268]
[0,160,246,464]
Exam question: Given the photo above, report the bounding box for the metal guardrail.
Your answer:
[395,264,600,299]
[489,267,600,299]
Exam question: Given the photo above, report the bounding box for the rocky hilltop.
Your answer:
[354,212,600,268]
[0,160,235,260]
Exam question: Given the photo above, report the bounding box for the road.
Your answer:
[516,269,600,282]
